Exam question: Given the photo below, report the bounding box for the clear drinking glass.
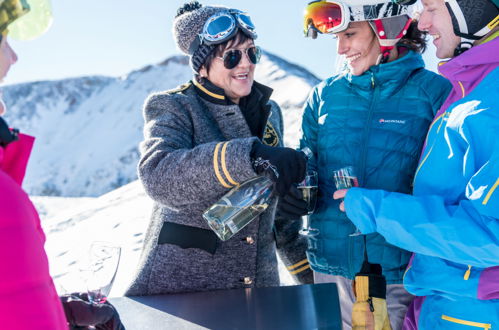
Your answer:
[332,166,361,236]
[298,170,320,237]
[86,241,121,304]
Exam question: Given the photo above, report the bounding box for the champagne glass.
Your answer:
[86,241,121,304]
[332,166,361,236]
[298,170,319,237]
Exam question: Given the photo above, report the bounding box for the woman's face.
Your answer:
[335,21,381,76]
[0,37,18,115]
[201,38,256,104]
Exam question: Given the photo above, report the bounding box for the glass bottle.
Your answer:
[202,147,312,241]
[202,175,274,241]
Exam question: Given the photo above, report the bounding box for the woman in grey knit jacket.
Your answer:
[126,2,312,295]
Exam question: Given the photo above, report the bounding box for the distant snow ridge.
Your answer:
[5,51,319,197]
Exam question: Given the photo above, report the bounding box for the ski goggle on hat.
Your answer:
[0,0,52,40]
[190,9,257,53]
[303,0,415,37]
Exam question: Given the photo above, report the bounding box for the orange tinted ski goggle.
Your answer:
[304,0,350,37]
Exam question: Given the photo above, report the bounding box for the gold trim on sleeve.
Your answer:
[287,259,309,270]
[289,264,311,275]
[213,142,232,188]
[220,142,239,186]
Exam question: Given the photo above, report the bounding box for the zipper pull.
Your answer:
[371,74,375,89]
[464,265,472,280]
[367,297,374,312]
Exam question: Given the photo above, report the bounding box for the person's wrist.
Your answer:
[250,140,262,159]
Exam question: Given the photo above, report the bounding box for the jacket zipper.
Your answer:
[441,315,491,329]
[359,72,379,185]
[464,265,472,280]
[367,297,374,312]
[350,72,379,276]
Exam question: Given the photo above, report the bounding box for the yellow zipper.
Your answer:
[483,177,499,205]
[464,265,472,280]
[403,265,411,282]
[442,315,491,329]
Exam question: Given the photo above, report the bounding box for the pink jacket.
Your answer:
[0,133,67,329]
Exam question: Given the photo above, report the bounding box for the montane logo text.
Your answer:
[379,118,406,124]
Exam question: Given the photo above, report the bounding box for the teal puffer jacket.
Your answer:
[300,50,451,284]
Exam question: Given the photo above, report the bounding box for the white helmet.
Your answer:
[304,0,415,61]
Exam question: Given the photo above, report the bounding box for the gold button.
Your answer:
[246,236,255,244]
[243,277,253,285]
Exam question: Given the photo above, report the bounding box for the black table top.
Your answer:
[110,283,342,329]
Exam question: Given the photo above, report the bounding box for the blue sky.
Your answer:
[7,0,338,85]
[7,0,438,85]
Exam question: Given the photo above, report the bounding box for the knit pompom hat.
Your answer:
[173,1,230,73]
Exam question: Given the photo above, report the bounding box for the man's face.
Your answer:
[418,0,461,59]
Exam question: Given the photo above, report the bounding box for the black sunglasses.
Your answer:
[216,46,261,69]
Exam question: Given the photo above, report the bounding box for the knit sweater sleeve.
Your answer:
[138,92,258,209]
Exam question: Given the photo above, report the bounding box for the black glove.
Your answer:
[251,142,306,196]
[60,293,125,330]
[278,185,309,220]
[277,185,308,220]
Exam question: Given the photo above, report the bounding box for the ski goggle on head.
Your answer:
[216,45,261,69]
[0,0,53,41]
[303,0,416,37]
[198,9,257,47]
[304,1,350,37]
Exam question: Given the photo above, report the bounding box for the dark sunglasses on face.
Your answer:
[216,45,261,69]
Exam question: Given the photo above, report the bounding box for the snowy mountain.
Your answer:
[4,52,320,197]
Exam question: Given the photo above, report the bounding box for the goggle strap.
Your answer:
[373,19,394,63]
[372,17,412,50]
[305,20,322,38]
[191,43,215,73]
[398,17,413,39]
[189,35,202,55]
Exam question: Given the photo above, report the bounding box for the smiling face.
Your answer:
[200,37,256,104]
[418,0,460,59]
[335,21,381,76]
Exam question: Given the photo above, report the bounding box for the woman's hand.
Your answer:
[333,189,348,212]
[60,293,124,330]
[251,142,307,196]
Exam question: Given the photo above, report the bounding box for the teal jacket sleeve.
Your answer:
[344,162,499,268]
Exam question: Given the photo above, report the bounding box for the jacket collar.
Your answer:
[191,75,274,107]
[435,36,499,116]
[192,76,230,105]
[438,36,499,92]
[0,133,35,185]
[347,49,424,91]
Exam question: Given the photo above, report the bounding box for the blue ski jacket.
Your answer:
[300,49,451,283]
[345,37,499,328]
